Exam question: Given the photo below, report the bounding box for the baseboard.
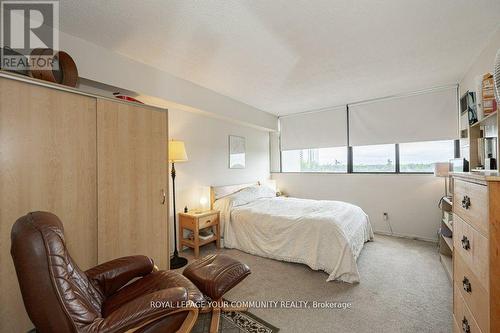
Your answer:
[374,230,438,243]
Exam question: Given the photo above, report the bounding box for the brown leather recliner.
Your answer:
[11,211,205,333]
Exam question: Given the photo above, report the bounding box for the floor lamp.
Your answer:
[169,140,188,269]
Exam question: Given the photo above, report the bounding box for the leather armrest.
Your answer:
[88,287,189,333]
[85,255,154,296]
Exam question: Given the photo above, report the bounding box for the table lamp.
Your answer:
[434,162,451,198]
[169,140,188,269]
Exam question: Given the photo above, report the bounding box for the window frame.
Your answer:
[279,140,458,175]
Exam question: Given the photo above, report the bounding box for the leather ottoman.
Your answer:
[183,254,251,332]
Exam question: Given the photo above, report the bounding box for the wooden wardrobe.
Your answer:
[0,75,169,332]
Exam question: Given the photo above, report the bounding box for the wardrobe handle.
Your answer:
[462,277,472,293]
[461,195,471,210]
[461,236,470,251]
[161,189,166,205]
[462,317,470,333]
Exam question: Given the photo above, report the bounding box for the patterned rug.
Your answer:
[27,309,279,333]
[192,311,279,333]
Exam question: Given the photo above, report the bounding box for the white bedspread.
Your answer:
[216,197,373,283]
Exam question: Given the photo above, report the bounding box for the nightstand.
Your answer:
[179,210,220,258]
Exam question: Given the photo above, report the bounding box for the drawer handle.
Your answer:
[462,277,472,293]
[462,317,470,333]
[206,220,211,224]
[461,236,470,251]
[461,195,471,210]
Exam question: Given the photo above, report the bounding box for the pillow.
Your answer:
[214,185,277,229]
[255,184,277,198]
[230,185,276,207]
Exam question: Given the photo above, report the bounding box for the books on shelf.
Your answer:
[187,227,214,240]
[482,73,497,116]
[443,211,453,224]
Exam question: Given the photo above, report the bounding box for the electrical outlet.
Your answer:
[383,212,389,220]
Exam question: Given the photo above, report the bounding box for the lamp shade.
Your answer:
[169,140,188,162]
[434,162,450,177]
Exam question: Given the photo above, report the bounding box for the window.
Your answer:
[282,147,347,173]
[399,140,455,173]
[280,141,457,174]
[352,144,396,173]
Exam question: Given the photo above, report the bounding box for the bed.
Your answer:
[211,182,373,283]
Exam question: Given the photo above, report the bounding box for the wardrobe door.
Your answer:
[97,99,169,269]
[0,78,97,332]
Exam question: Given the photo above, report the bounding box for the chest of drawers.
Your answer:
[451,172,500,333]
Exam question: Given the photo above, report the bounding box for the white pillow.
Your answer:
[230,185,276,207]
[213,185,276,230]
[214,185,277,211]
[255,184,277,198]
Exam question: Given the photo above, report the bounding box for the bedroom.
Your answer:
[0,1,499,332]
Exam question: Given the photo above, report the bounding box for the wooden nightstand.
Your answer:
[179,210,220,258]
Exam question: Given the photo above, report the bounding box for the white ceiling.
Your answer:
[59,0,500,115]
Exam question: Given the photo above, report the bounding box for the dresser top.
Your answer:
[451,171,500,182]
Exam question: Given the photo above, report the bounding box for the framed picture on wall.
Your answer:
[229,135,246,169]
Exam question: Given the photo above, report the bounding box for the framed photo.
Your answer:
[229,135,246,169]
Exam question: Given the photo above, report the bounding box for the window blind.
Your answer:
[280,106,347,150]
[348,87,458,146]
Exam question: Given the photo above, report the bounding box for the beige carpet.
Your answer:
[177,235,452,333]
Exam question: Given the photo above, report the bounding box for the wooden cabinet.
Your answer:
[179,210,220,258]
[0,78,98,332]
[0,75,169,332]
[97,99,169,269]
[451,172,500,333]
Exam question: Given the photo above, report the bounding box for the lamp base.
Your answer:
[170,254,188,269]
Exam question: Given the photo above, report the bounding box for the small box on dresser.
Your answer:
[451,172,500,333]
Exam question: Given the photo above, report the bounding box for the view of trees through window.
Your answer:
[281,140,455,173]
[282,147,347,172]
[352,144,396,172]
[399,140,454,172]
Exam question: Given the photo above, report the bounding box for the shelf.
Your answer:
[181,235,217,247]
[442,218,453,231]
[440,234,453,252]
[471,111,497,127]
[440,253,453,283]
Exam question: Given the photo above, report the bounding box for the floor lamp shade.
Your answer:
[169,140,188,162]
[434,162,450,177]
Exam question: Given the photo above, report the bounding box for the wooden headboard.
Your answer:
[210,182,258,209]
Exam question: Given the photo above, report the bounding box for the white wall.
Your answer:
[169,109,270,247]
[272,173,444,241]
